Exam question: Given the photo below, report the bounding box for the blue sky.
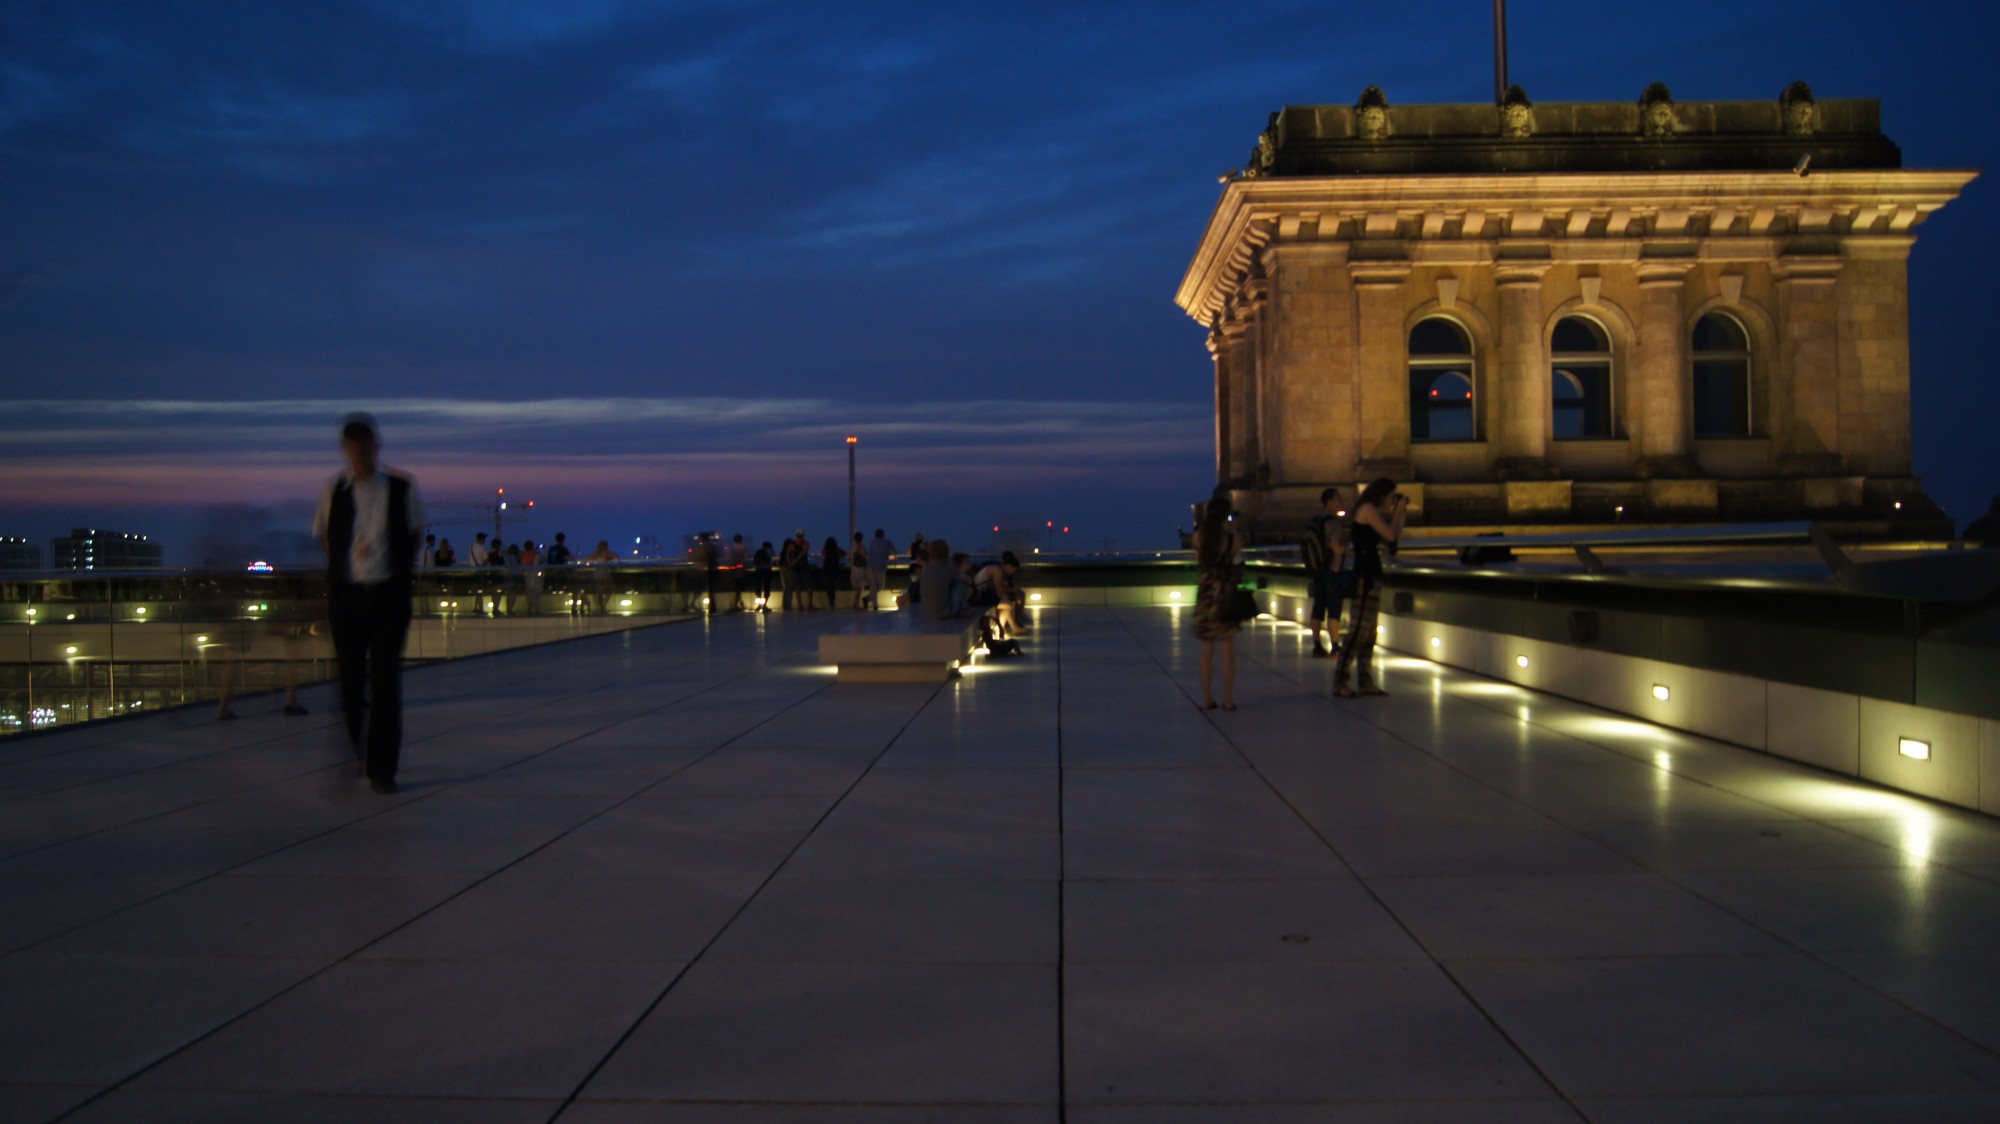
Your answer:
[1,1,1992,562]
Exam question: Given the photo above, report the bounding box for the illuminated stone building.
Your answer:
[1175,83,1975,534]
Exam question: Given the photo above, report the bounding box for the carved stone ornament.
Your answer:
[1781,80,1817,137]
[1639,82,1676,138]
[1254,111,1279,171]
[1356,85,1389,141]
[1499,85,1534,139]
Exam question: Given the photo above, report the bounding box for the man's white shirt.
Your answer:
[313,468,426,585]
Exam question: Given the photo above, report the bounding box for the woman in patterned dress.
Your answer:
[1192,493,1241,711]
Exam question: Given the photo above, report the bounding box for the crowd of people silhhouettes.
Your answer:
[678,528,1031,656]
[410,517,1033,656]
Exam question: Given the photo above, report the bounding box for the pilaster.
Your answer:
[1635,257,1697,477]
[1492,260,1556,478]
[1350,261,1414,480]
[1773,253,1846,476]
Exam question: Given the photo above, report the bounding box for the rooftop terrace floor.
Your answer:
[5,607,2000,1122]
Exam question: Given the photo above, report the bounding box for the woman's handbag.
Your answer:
[1227,586,1259,624]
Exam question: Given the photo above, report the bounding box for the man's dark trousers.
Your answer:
[331,582,412,784]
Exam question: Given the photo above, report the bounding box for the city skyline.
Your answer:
[2,2,1992,561]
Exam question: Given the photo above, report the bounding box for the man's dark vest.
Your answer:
[327,473,416,588]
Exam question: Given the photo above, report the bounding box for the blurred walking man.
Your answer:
[313,414,424,794]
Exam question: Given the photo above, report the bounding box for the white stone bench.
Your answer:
[817,614,981,683]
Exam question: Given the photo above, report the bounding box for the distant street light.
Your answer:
[847,436,859,544]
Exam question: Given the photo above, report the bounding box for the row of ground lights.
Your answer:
[1425,631,1935,766]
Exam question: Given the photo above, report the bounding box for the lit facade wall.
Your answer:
[1177,89,1974,535]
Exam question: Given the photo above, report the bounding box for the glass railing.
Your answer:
[0,563,715,737]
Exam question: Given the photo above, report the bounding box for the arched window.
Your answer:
[1692,313,1752,437]
[1551,316,1613,439]
[1409,318,1475,442]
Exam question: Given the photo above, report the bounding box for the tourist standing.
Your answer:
[820,536,846,610]
[868,528,893,607]
[725,534,749,611]
[584,538,619,614]
[469,532,490,566]
[752,540,775,611]
[1191,493,1240,711]
[312,414,423,794]
[1333,478,1408,698]
[781,531,810,610]
[519,539,542,612]
[849,532,872,610]
[1306,487,1349,658]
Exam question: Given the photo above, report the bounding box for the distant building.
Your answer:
[0,536,43,570]
[1177,82,1975,535]
[629,534,667,560]
[51,528,163,571]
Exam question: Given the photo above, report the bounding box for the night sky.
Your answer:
[2,1,1991,565]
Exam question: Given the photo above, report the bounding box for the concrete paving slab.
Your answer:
[581,961,1056,1104]
[132,958,679,1099]
[1064,960,1553,1105]
[1450,955,2000,1098]
[7,606,2000,1118]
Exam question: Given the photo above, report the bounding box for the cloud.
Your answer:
[0,395,1211,509]
[357,0,666,52]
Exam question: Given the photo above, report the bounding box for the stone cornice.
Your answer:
[1176,169,1975,326]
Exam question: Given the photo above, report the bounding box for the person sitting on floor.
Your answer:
[971,551,1028,638]
[918,540,973,619]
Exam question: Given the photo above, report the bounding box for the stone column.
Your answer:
[1208,323,1231,487]
[1211,318,1253,484]
[1492,262,1554,477]
[1774,253,1845,475]
[1634,259,1696,477]
[1239,278,1271,482]
[1351,262,1413,479]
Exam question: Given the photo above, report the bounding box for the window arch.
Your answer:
[1551,316,1614,439]
[1692,312,1752,437]
[1408,318,1475,442]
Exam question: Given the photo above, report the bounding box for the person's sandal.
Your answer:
[1333,685,1357,699]
[1360,686,1390,697]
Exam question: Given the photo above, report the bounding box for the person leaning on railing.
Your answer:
[1332,477,1408,699]
[583,540,619,614]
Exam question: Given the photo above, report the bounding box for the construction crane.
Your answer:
[424,488,537,549]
